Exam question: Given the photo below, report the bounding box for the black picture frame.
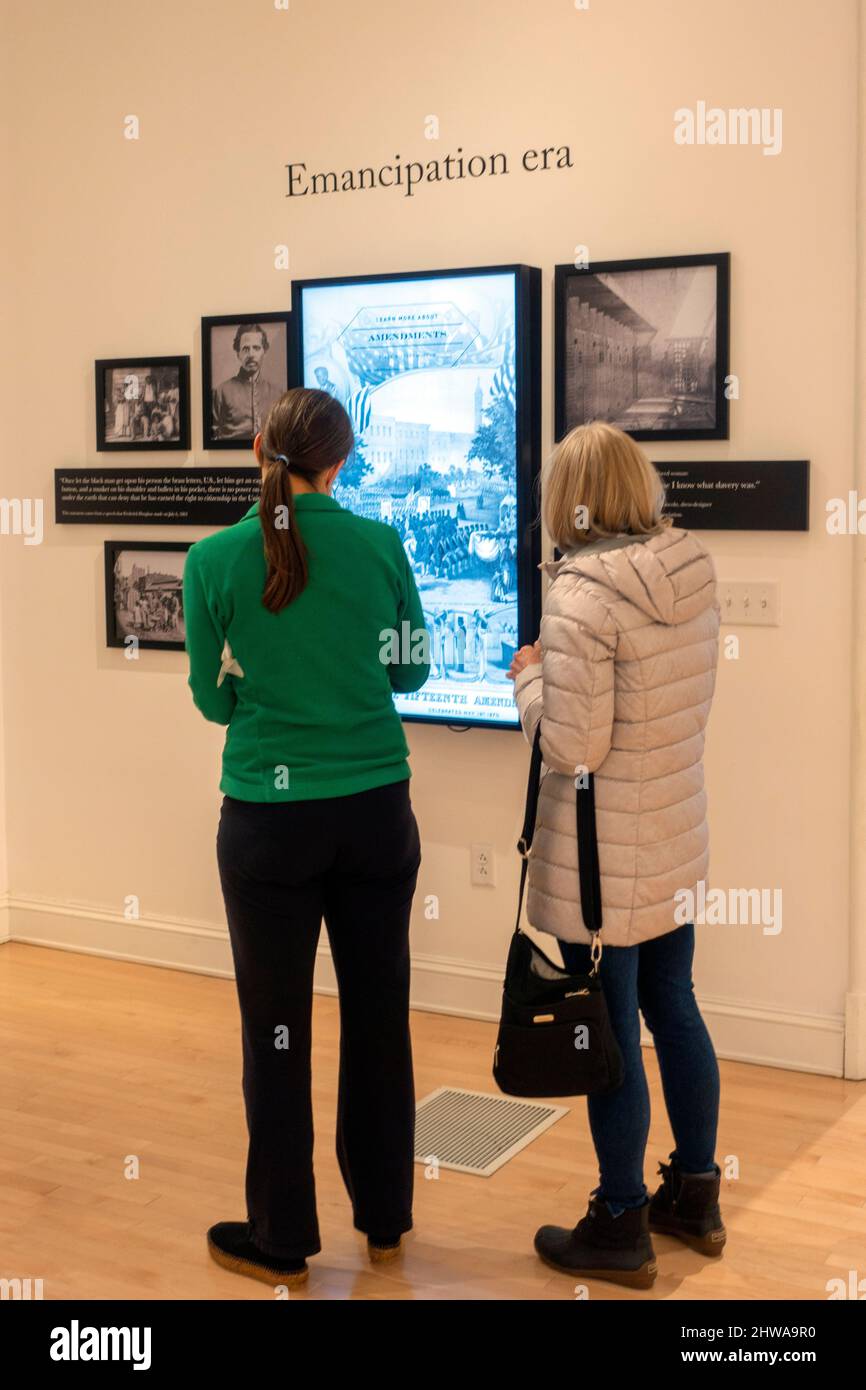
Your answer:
[105,540,191,652]
[202,311,291,451]
[554,252,731,443]
[95,356,191,452]
[291,263,542,730]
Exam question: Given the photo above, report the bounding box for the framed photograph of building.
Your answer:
[554,253,730,442]
[291,263,542,729]
[96,356,190,451]
[105,541,191,651]
[202,311,290,450]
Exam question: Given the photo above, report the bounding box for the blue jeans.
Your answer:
[558,923,720,1217]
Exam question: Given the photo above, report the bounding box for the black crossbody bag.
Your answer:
[492,725,624,1098]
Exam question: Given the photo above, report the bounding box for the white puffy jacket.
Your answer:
[514,526,720,947]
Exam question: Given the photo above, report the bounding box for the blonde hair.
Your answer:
[543,421,671,550]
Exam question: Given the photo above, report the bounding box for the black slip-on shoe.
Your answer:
[366,1234,403,1264]
[207,1221,309,1288]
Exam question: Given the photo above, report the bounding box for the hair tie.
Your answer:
[273,453,290,468]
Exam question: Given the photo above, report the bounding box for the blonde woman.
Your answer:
[509,422,723,1290]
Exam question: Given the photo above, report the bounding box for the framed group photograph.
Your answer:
[554,253,730,442]
[96,356,191,451]
[202,311,291,450]
[105,541,191,651]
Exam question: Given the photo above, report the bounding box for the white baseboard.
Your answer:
[5,894,845,1076]
[0,892,10,943]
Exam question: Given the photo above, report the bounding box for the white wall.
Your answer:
[0,0,14,939]
[0,0,860,1072]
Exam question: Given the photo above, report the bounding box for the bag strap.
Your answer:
[514,725,543,932]
[517,724,543,859]
[515,724,604,969]
[576,772,603,932]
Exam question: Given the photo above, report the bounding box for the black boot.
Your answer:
[534,1195,657,1289]
[648,1157,726,1256]
[207,1222,309,1287]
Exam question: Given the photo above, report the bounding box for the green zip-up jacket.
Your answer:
[183,495,430,801]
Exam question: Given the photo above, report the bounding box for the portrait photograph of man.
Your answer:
[202,312,290,449]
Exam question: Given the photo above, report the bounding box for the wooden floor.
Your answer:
[1,942,864,1302]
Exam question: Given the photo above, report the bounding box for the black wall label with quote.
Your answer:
[55,468,261,527]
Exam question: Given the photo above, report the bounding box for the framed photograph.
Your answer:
[202,311,290,450]
[96,356,190,451]
[291,263,542,730]
[105,541,191,651]
[554,253,730,442]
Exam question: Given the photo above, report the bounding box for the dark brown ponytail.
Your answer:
[258,387,354,613]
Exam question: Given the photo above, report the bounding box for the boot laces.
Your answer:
[572,1195,601,1237]
[658,1159,679,1201]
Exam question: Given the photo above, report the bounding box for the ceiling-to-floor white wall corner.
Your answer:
[844,0,866,1078]
[0,4,14,940]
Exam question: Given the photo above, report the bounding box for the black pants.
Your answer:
[216,778,421,1260]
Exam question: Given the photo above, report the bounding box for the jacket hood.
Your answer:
[541,527,717,626]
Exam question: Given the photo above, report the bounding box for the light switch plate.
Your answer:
[718,580,781,627]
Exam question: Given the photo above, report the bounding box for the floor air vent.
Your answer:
[414,1086,568,1177]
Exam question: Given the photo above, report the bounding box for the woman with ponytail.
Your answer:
[183,386,430,1287]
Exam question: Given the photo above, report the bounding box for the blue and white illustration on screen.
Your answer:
[300,271,521,726]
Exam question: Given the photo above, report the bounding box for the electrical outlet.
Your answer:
[718,580,780,627]
[471,843,496,886]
